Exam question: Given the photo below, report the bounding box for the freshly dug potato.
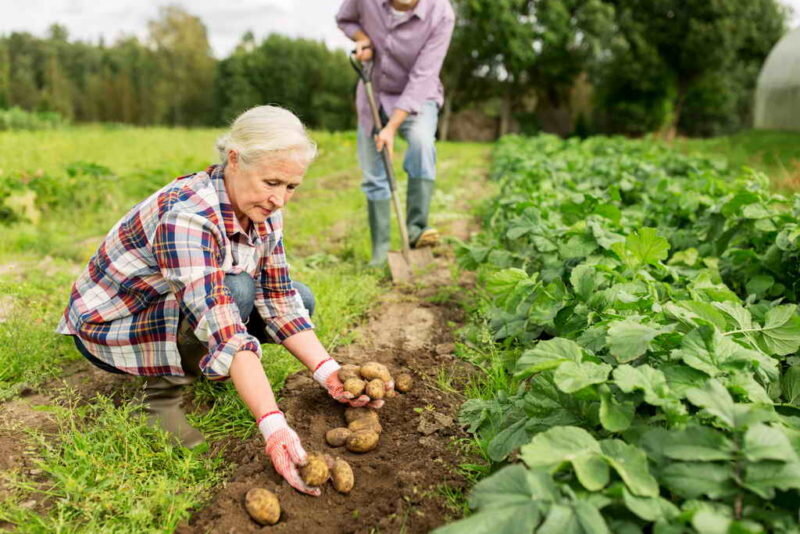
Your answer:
[384,389,398,399]
[365,378,385,400]
[344,406,379,424]
[360,362,392,382]
[395,373,414,392]
[338,364,360,382]
[343,378,366,397]
[346,430,380,453]
[300,453,330,486]
[325,427,352,447]
[348,417,382,434]
[331,458,354,494]
[245,487,280,525]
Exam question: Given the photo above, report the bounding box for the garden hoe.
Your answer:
[350,53,434,283]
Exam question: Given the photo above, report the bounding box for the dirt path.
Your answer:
[177,218,481,533]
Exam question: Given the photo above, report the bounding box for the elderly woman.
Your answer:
[56,106,385,496]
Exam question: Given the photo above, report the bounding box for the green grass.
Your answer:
[670,129,800,190]
[0,125,491,531]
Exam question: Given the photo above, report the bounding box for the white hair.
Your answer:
[216,105,317,167]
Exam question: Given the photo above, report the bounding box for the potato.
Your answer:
[346,430,380,453]
[300,453,330,486]
[344,407,379,424]
[365,378,385,400]
[343,378,366,397]
[348,417,382,434]
[395,373,413,392]
[245,487,280,525]
[360,362,392,382]
[325,427,352,447]
[338,364,360,382]
[384,389,398,399]
[330,458,354,494]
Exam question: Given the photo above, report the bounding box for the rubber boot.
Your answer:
[406,178,439,248]
[367,198,391,267]
[142,375,205,449]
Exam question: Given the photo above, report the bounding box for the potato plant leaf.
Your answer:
[554,361,612,394]
[515,338,585,377]
[599,440,659,497]
[607,319,669,363]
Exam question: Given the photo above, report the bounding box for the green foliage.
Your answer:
[0,106,67,130]
[445,135,800,532]
[214,34,354,130]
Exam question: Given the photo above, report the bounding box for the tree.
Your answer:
[601,0,787,137]
[147,5,216,125]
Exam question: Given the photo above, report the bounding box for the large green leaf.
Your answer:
[782,365,800,404]
[521,426,610,492]
[599,388,635,433]
[613,364,675,406]
[743,424,798,463]
[515,338,585,377]
[612,227,670,267]
[554,361,611,393]
[743,461,800,499]
[433,465,549,534]
[538,502,610,534]
[660,462,736,499]
[488,418,533,462]
[660,425,735,461]
[685,379,736,428]
[607,319,669,363]
[600,440,659,497]
[671,326,763,378]
[755,305,800,356]
[621,488,679,522]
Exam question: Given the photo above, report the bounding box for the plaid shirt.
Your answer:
[57,164,313,379]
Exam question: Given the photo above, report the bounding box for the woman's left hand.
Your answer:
[313,358,384,408]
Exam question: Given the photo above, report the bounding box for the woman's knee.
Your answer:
[224,273,256,320]
[293,281,316,318]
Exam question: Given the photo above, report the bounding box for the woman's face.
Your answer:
[224,151,306,228]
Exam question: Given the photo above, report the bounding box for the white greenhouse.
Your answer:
[754,28,800,131]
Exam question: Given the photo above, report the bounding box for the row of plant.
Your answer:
[438,135,800,533]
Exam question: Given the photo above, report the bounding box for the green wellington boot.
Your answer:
[367,198,392,266]
[407,178,439,248]
[142,376,205,449]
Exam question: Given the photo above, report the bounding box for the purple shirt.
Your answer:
[336,0,455,133]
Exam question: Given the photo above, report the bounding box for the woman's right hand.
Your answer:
[259,411,320,496]
[355,36,373,61]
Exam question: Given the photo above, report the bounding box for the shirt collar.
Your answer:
[382,0,425,20]
[208,164,268,243]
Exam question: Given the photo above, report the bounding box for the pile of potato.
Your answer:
[325,362,413,454]
[244,362,414,525]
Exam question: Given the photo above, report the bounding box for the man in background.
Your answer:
[336,0,455,266]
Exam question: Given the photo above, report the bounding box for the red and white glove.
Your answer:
[258,410,320,496]
[312,358,390,409]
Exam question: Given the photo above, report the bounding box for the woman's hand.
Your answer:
[259,411,320,496]
[313,358,385,408]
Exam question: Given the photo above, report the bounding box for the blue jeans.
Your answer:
[74,273,315,374]
[357,100,439,201]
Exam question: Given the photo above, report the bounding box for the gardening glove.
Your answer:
[258,410,320,497]
[313,358,388,409]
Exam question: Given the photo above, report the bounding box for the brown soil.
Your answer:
[177,221,480,533]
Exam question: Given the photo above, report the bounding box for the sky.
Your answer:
[0,0,798,58]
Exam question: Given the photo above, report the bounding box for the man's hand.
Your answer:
[259,411,320,496]
[375,126,397,159]
[313,358,386,408]
[355,37,373,61]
